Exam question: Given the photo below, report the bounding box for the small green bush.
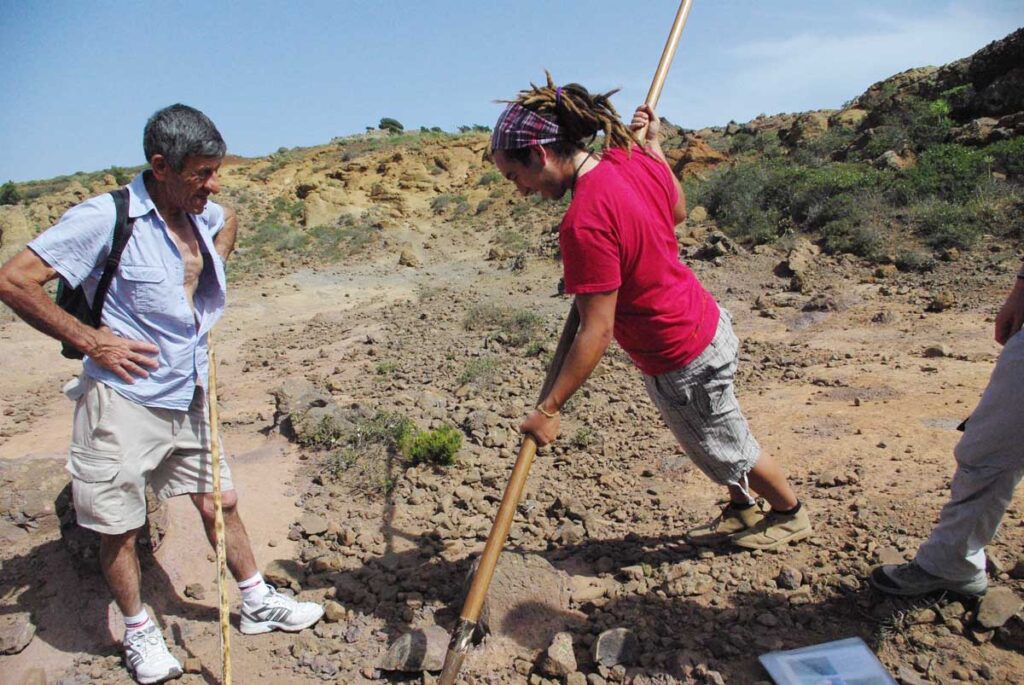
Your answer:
[375,361,398,375]
[494,228,528,252]
[351,411,416,454]
[0,181,20,205]
[463,303,543,347]
[894,249,935,272]
[459,356,502,385]
[819,216,883,258]
[408,425,462,466]
[477,170,502,186]
[379,117,404,134]
[893,144,989,204]
[911,200,983,250]
[984,137,1024,176]
[300,416,347,450]
[571,427,594,450]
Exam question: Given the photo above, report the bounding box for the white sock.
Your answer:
[238,572,270,606]
[123,608,151,636]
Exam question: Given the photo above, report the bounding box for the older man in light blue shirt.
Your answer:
[29,170,227,409]
[0,104,322,685]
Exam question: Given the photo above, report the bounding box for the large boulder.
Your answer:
[379,625,449,672]
[468,552,577,651]
[667,135,729,179]
[780,111,832,146]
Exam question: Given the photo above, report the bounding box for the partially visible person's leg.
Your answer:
[746,452,798,511]
[644,309,808,549]
[155,387,323,635]
[69,377,182,684]
[191,489,258,580]
[100,530,144,616]
[872,331,1024,596]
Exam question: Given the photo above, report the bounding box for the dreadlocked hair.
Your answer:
[503,71,634,164]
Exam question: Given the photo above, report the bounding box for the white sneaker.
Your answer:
[239,584,324,635]
[123,623,183,684]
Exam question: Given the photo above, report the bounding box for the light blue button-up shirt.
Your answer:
[29,172,226,410]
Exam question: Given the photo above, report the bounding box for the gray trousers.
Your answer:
[916,329,1024,581]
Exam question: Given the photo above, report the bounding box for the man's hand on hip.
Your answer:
[88,326,160,383]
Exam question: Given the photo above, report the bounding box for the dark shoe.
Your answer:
[869,561,987,597]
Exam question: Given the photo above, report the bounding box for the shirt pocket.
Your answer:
[119,264,166,313]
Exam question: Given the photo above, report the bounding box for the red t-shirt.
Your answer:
[560,147,719,375]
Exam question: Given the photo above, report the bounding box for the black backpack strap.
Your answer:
[88,187,135,325]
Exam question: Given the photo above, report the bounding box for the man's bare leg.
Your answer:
[99,530,144,616]
[191,491,258,581]
[731,452,799,511]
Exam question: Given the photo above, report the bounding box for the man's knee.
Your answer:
[99,529,141,556]
[192,490,239,520]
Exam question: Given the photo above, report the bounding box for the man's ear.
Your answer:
[529,145,548,168]
[149,154,171,181]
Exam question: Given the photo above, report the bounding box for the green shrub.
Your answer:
[0,181,20,205]
[477,170,502,186]
[984,137,1024,176]
[894,249,935,272]
[698,161,779,243]
[494,228,528,252]
[106,166,133,185]
[911,200,983,250]
[459,355,502,385]
[300,416,347,450]
[571,427,594,450]
[321,448,359,479]
[379,117,404,134]
[791,128,856,165]
[819,216,883,258]
[408,425,462,466]
[350,411,416,454]
[893,144,989,204]
[431,193,466,214]
[463,303,543,347]
[375,361,398,375]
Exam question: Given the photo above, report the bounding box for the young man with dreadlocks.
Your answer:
[490,75,812,550]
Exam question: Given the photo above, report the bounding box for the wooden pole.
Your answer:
[208,332,232,684]
[633,0,694,142]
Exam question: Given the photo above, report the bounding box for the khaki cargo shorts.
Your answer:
[66,375,233,535]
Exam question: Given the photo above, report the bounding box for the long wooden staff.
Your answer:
[207,331,232,684]
[439,6,694,681]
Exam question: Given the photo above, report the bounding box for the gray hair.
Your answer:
[143,104,226,171]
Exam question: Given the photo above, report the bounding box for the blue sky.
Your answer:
[1,1,1021,182]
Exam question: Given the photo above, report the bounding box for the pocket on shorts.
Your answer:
[67,445,122,483]
[119,264,166,313]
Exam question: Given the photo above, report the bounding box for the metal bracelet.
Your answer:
[535,404,559,419]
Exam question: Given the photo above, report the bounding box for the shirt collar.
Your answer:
[127,171,158,220]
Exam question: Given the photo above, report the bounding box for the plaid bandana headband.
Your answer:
[490,102,563,152]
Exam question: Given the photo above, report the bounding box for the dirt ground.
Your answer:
[1,217,1022,684]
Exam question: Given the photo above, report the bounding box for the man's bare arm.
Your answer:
[630,104,687,225]
[214,206,238,262]
[520,290,617,445]
[995,273,1024,345]
[0,249,159,382]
